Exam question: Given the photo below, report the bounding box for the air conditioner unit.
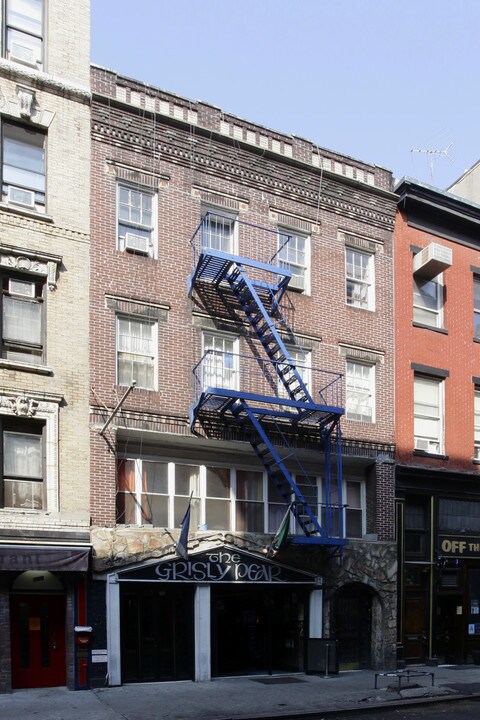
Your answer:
[8,278,35,298]
[414,437,439,453]
[10,42,37,65]
[413,243,452,279]
[124,233,150,255]
[288,274,306,292]
[7,186,35,208]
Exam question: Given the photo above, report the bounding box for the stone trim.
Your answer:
[339,343,385,365]
[105,294,170,321]
[192,186,249,213]
[0,391,61,512]
[341,230,381,253]
[0,244,62,290]
[269,208,320,234]
[107,161,169,190]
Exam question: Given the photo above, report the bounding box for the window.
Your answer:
[413,275,443,328]
[116,458,287,534]
[475,388,480,460]
[345,247,374,310]
[116,315,157,390]
[277,347,311,400]
[321,478,365,539]
[236,469,263,532]
[117,184,156,257]
[2,272,44,364]
[4,0,43,69]
[278,230,309,292]
[202,332,238,391]
[2,123,45,210]
[474,278,480,338]
[346,361,375,422]
[2,417,44,509]
[201,212,236,254]
[414,375,443,454]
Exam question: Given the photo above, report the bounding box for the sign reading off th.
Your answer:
[439,535,480,558]
[117,547,321,585]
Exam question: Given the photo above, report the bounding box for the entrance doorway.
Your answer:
[10,592,66,688]
[404,591,428,663]
[120,584,194,682]
[211,585,306,676]
[335,584,372,670]
[435,594,464,664]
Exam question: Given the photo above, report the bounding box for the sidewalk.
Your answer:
[1,665,480,720]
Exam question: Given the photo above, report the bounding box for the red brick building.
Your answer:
[395,178,480,665]
[89,64,398,685]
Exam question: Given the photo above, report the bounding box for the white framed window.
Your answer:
[117,459,271,533]
[413,275,443,328]
[2,272,44,364]
[2,123,46,211]
[116,315,157,390]
[201,211,237,254]
[278,229,310,292]
[474,277,480,338]
[414,375,444,454]
[345,247,374,310]
[474,388,480,460]
[2,418,44,509]
[4,0,44,69]
[202,332,238,391]
[117,184,156,257]
[346,361,375,423]
[277,347,311,399]
[321,478,365,539]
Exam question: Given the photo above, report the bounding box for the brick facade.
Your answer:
[89,65,398,673]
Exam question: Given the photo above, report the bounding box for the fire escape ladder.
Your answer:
[227,264,313,406]
[231,399,327,538]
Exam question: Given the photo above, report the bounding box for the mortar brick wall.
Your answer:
[90,66,397,541]
[0,17,91,532]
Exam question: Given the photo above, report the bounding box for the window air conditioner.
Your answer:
[8,279,35,298]
[414,437,439,453]
[7,186,35,208]
[124,233,150,254]
[413,243,452,279]
[10,42,36,65]
[288,274,306,291]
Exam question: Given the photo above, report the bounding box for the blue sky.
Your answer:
[91,0,479,190]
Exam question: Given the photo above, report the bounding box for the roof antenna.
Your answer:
[410,142,454,185]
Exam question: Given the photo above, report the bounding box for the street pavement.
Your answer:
[1,664,480,720]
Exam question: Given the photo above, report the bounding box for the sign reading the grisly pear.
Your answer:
[117,547,322,585]
[439,535,480,558]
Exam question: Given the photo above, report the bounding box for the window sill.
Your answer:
[413,449,448,460]
[474,337,480,344]
[345,303,374,312]
[0,358,53,375]
[412,322,448,334]
[0,202,53,223]
[472,458,480,465]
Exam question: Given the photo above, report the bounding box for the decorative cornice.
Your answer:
[0,58,91,104]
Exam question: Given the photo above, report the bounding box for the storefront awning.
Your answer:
[0,544,90,572]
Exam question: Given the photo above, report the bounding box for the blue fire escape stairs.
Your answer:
[188,215,347,549]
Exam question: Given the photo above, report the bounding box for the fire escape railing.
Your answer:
[188,213,348,548]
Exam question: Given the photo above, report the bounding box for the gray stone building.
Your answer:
[89,65,398,686]
[0,0,91,692]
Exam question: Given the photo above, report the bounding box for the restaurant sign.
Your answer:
[439,535,480,558]
[117,547,322,585]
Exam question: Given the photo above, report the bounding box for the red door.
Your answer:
[10,594,66,688]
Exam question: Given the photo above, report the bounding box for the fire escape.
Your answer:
[188,213,347,549]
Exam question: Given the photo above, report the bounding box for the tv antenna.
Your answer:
[410,142,454,185]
